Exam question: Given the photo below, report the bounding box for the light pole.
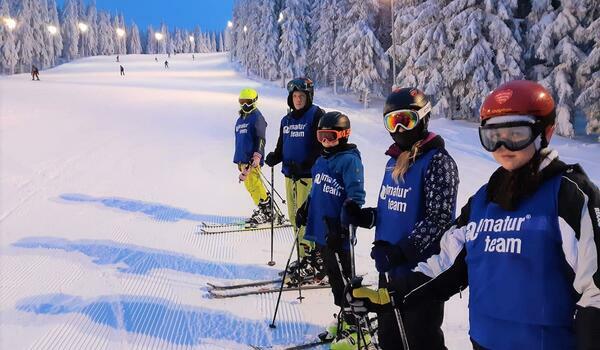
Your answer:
[78,22,88,57]
[226,20,234,60]
[390,0,397,89]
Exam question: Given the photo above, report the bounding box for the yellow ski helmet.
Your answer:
[239,88,258,113]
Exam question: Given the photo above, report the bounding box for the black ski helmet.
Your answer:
[318,111,351,143]
[384,87,431,150]
[287,77,314,110]
[318,111,351,131]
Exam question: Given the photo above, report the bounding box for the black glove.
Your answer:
[295,197,310,228]
[265,152,281,167]
[345,276,392,314]
[340,199,361,229]
[370,240,406,273]
[324,217,347,251]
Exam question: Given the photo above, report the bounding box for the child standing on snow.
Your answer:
[347,80,600,349]
[342,88,459,350]
[294,111,366,346]
[233,88,273,226]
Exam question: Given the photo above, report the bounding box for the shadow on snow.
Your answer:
[16,293,320,347]
[59,193,243,224]
[13,237,277,281]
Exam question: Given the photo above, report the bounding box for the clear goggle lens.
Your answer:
[479,121,540,152]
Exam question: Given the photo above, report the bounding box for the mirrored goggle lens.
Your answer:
[239,99,254,105]
[479,125,535,152]
[287,80,309,93]
[383,110,419,132]
[317,130,340,142]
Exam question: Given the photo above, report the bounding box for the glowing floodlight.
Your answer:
[78,22,88,32]
[243,25,247,33]
[189,35,195,42]
[278,12,284,23]
[116,28,125,37]
[3,17,16,31]
[227,21,233,28]
[155,32,163,41]
[47,25,58,35]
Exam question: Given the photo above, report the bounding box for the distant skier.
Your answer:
[31,65,40,81]
[192,54,195,61]
[234,88,273,226]
[164,60,169,69]
[120,65,125,76]
[116,55,119,62]
[155,57,158,62]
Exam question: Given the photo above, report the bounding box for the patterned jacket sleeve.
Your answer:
[558,165,600,350]
[397,149,459,262]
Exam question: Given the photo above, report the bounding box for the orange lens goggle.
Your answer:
[317,129,351,142]
[383,102,432,132]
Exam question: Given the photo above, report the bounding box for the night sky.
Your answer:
[57,0,234,32]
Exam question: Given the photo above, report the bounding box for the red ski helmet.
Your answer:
[480,80,556,146]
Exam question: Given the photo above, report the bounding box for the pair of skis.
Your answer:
[207,277,330,299]
[197,220,291,235]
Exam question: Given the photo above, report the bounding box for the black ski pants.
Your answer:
[317,244,354,322]
[377,295,447,350]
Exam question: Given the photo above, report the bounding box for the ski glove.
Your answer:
[238,166,250,182]
[251,152,262,168]
[265,152,281,167]
[345,276,392,314]
[370,241,406,273]
[295,197,310,228]
[341,202,376,229]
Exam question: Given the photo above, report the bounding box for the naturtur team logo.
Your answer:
[380,185,411,212]
[314,172,342,197]
[283,123,307,137]
[465,214,532,254]
[236,123,249,133]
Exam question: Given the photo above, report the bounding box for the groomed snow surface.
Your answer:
[1,53,599,350]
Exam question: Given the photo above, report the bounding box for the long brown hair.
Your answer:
[392,140,422,183]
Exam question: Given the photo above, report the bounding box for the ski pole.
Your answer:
[292,180,304,302]
[258,169,286,204]
[268,166,276,266]
[383,272,410,350]
[349,224,357,278]
[269,232,299,328]
[334,251,372,350]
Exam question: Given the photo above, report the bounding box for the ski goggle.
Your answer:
[287,78,313,93]
[479,120,542,152]
[239,98,256,112]
[317,129,351,142]
[383,102,432,132]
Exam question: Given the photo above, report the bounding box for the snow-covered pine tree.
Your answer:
[128,22,142,54]
[82,0,97,57]
[210,31,217,52]
[393,0,449,116]
[0,0,18,74]
[441,0,524,120]
[157,22,167,54]
[47,0,63,66]
[113,13,126,54]
[309,0,338,86]
[60,0,79,60]
[278,0,310,85]
[339,0,389,107]
[96,11,114,55]
[16,0,35,72]
[218,32,225,52]
[256,0,280,80]
[146,26,156,54]
[331,0,351,94]
[193,26,202,53]
[528,0,592,137]
[575,3,600,138]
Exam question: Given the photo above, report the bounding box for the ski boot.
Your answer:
[330,325,373,350]
[245,196,273,227]
[318,315,352,342]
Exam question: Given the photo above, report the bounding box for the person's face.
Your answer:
[492,143,536,171]
[292,91,307,110]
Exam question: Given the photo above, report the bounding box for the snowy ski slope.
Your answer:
[1,53,599,349]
